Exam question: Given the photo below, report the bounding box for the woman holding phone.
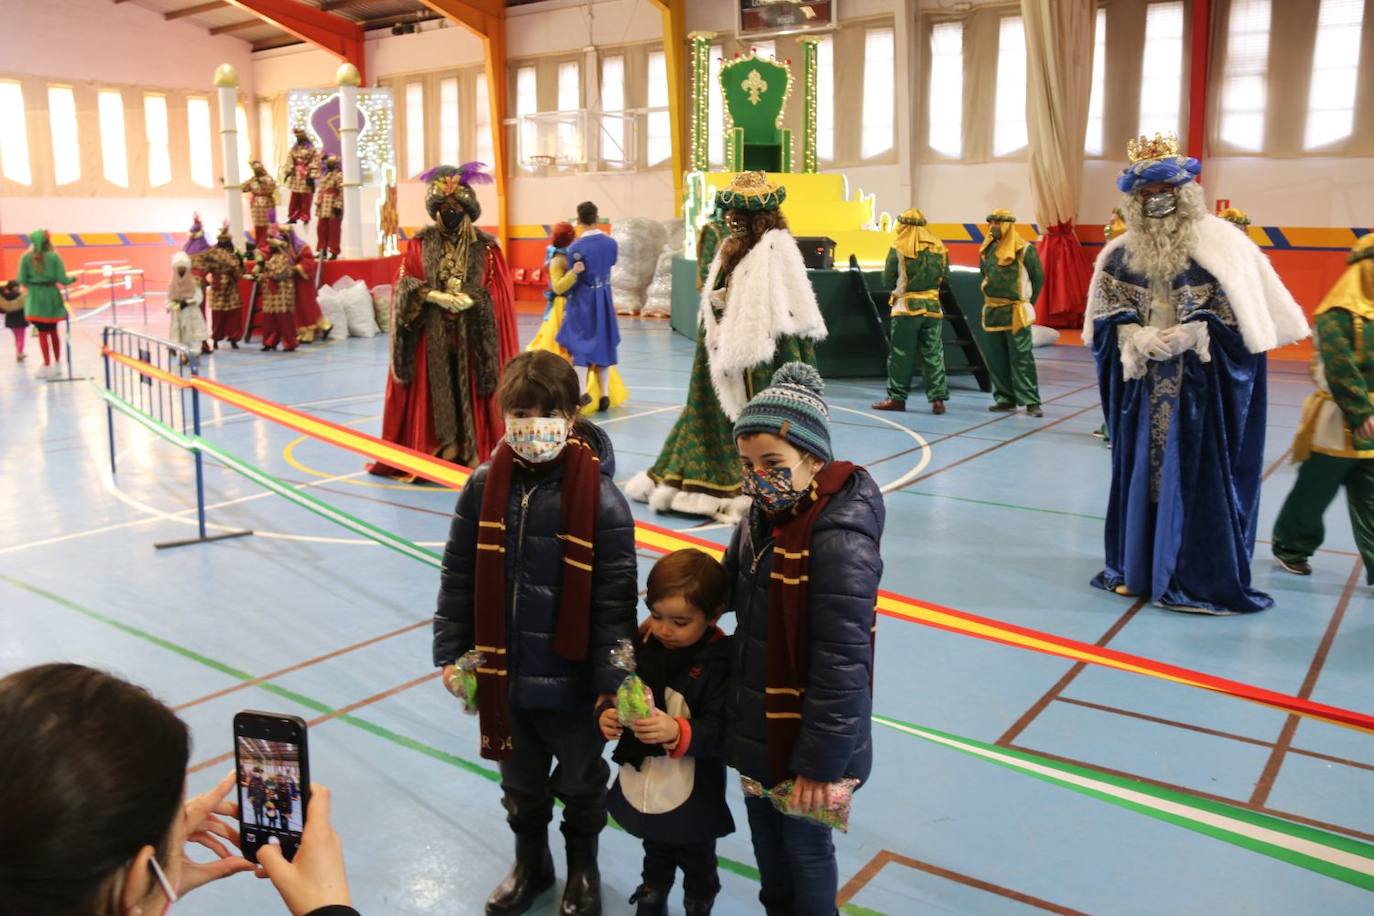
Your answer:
[0,663,355,916]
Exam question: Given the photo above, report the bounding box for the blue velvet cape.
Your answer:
[1090,249,1273,613]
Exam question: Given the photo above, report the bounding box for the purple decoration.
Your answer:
[309,94,367,160]
[417,162,493,186]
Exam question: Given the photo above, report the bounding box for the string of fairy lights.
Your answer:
[801,37,819,174]
[285,88,395,180]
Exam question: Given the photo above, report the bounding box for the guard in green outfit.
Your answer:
[18,229,75,380]
[979,209,1044,416]
[1273,234,1374,581]
[872,208,950,414]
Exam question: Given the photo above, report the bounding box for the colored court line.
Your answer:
[837,849,1086,914]
[874,715,1374,892]
[97,350,1374,745]
[0,572,866,913]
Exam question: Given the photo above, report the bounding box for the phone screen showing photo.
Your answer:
[236,735,304,859]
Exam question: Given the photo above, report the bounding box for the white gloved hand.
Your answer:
[1160,323,1212,363]
[1118,325,1171,380]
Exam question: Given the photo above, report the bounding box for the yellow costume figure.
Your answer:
[527,223,577,360]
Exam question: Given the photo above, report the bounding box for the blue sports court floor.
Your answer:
[3,311,1373,914]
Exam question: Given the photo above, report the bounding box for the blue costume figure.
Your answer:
[558,201,629,413]
[1084,133,1308,614]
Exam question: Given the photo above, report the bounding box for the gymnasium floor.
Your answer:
[3,311,1373,915]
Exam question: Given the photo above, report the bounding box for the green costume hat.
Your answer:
[985,209,1017,223]
[717,171,786,212]
[897,209,928,227]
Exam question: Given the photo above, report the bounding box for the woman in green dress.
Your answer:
[18,230,75,379]
[626,172,827,522]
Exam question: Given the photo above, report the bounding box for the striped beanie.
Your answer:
[733,363,832,462]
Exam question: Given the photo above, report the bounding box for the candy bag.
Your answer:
[739,775,861,833]
[611,638,653,725]
[447,648,484,714]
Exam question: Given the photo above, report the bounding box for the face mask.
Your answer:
[741,459,809,513]
[440,208,464,231]
[505,416,568,464]
[1143,190,1178,219]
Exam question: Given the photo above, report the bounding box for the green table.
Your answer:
[670,256,990,386]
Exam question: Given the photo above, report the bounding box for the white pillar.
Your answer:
[215,64,245,247]
[337,63,364,259]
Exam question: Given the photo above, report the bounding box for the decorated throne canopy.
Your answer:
[719,52,794,173]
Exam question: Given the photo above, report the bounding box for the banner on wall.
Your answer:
[737,0,835,38]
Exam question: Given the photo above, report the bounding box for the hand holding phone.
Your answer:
[256,785,351,916]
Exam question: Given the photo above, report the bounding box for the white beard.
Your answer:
[1121,182,1207,287]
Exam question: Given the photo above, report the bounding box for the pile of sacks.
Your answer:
[610,218,666,316]
[641,218,683,319]
[316,276,384,338]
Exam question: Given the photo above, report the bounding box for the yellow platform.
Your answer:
[685,171,894,268]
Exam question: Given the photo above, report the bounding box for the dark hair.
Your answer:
[717,208,790,279]
[646,549,729,620]
[498,351,581,418]
[550,221,576,250]
[0,664,188,916]
[576,201,599,227]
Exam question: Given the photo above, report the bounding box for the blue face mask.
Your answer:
[741,460,808,513]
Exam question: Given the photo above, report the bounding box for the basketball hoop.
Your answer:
[528,154,557,173]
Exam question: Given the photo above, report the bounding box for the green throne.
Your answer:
[719,53,794,173]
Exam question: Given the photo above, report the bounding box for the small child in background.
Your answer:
[166,252,209,361]
[600,548,735,916]
[2,280,26,362]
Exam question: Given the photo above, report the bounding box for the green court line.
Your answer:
[0,572,869,913]
[893,487,1107,522]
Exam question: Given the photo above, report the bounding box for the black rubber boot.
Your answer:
[485,830,555,916]
[559,833,602,916]
[628,884,668,916]
[683,894,716,915]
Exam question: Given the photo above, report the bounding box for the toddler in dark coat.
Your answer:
[599,549,735,916]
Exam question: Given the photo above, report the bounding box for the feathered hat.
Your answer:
[420,163,493,221]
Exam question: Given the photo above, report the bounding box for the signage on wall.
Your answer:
[737,0,836,38]
[1215,199,1231,213]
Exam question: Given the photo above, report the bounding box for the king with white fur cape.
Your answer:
[626,229,827,522]
[1085,214,1309,614]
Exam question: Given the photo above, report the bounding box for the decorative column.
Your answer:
[336,63,364,260]
[800,38,819,174]
[214,65,244,246]
[688,31,714,173]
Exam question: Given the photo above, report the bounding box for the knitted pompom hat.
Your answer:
[733,362,832,462]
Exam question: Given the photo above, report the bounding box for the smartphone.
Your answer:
[233,710,310,864]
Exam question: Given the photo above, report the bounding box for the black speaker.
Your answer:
[796,236,836,270]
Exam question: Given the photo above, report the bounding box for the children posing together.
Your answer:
[435,350,885,916]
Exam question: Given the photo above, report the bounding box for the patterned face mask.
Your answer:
[505,416,569,463]
[1143,190,1179,219]
[741,460,809,513]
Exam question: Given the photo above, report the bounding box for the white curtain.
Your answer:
[1022,0,1094,227]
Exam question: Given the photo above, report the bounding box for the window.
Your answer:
[1306,0,1364,149]
[1218,0,1270,150]
[1085,9,1107,155]
[993,17,1028,155]
[861,28,895,159]
[440,77,460,166]
[475,73,494,167]
[928,21,963,157]
[405,82,425,178]
[235,104,252,185]
[647,50,671,166]
[816,36,834,162]
[1138,1,1184,137]
[97,90,128,187]
[187,97,213,188]
[257,101,274,176]
[709,45,725,167]
[143,93,171,188]
[0,81,32,184]
[600,56,628,165]
[516,66,537,164]
[557,61,580,163]
[48,86,81,186]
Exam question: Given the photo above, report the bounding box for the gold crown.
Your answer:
[1127,132,1180,164]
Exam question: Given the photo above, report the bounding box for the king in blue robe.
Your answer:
[1085,135,1309,615]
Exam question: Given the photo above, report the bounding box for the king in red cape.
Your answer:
[368,163,519,477]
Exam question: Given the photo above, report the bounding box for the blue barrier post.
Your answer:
[102,327,116,475]
[189,360,208,541]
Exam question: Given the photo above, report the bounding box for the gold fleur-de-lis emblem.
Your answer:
[742,69,768,105]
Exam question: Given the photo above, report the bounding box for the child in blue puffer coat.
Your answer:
[434,350,638,916]
[723,363,885,916]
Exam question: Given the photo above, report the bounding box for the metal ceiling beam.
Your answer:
[209,18,262,34]
[224,0,367,83]
[418,0,510,250]
[165,1,227,19]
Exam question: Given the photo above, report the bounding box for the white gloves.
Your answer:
[1117,323,1211,380]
